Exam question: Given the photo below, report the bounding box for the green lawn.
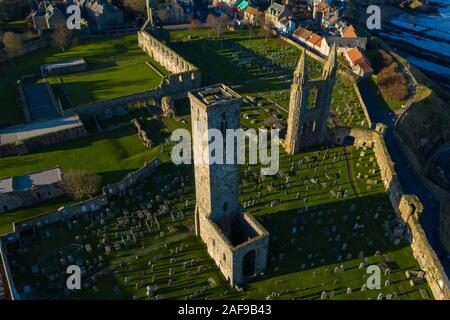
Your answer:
[0,197,76,235]
[0,34,166,126]
[5,147,432,300]
[328,75,369,129]
[0,126,160,183]
[0,28,432,300]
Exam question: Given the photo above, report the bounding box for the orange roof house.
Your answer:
[342,24,358,38]
[345,47,373,77]
[308,33,323,47]
[245,5,258,17]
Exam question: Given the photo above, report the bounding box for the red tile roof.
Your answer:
[343,25,358,38]
[346,47,373,74]
[308,33,323,46]
[245,6,258,16]
[294,27,312,40]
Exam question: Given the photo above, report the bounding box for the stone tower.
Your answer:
[190,84,242,237]
[189,84,269,286]
[285,45,337,154]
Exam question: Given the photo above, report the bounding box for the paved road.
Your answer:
[358,80,450,274]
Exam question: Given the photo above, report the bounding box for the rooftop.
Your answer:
[41,58,87,74]
[0,168,62,193]
[189,84,241,107]
[342,25,358,38]
[0,115,83,145]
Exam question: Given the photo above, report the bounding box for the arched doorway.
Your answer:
[243,249,256,277]
[343,136,355,146]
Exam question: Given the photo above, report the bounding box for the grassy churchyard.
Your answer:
[170,29,367,130]
[0,123,167,235]
[329,76,369,129]
[0,34,166,126]
[5,145,432,300]
[1,29,432,300]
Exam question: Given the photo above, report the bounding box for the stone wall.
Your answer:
[138,31,199,75]
[0,157,161,299]
[339,124,450,299]
[54,31,201,119]
[0,183,66,214]
[103,158,161,197]
[131,118,153,148]
[196,207,269,286]
[352,81,373,129]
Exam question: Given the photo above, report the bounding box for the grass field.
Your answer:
[0,28,432,300]
[0,126,160,182]
[329,76,369,129]
[0,34,166,126]
[0,125,163,234]
[5,147,432,300]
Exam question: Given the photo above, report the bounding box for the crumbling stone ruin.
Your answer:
[285,45,337,154]
[333,124,450,300]
[131,118,153,148]
[138,30,201,89]
[161,96,176,118]
[189,84,269,286]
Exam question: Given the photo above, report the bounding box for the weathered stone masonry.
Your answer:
[334,125,450,300]
[189,84,269,286]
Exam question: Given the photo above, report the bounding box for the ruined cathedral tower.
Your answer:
[189,84,269,286]
[285,45,337,154]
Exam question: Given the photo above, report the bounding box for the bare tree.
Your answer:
[157,10,170,25]
[247,20,257,44]
[188,18,202,37]
[2,32,23,55]
[52,22,73,52]
[207,14,229,39]
[62,170,102,200]
[258,15,272,42]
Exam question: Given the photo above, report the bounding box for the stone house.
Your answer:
[0,168,66,213]
[243,5,260,26]
[0,0,29,20]
[154,0,194,25]
[265,2,292,30]
[344,47,373,78]
[293,26,326,55]
[31,1,66,31]
[83,0,124,31]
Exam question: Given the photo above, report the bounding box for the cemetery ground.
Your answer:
[0,34,166,126]
[0,28,432,300]
[169,29,368,130]
[5,146,432,300]
[0,123,166,235]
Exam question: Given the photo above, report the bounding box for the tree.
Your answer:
[2,32,23,55]
[52,22,74,52]
[157,9,169,25]
[258,15,272,42]
[62,170,102,200]
[207,14,229,39]
[121,0,146,16]
[247,19,257,44]
[188,18,202,37]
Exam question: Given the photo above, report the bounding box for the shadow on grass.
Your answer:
[246,194,409,283]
